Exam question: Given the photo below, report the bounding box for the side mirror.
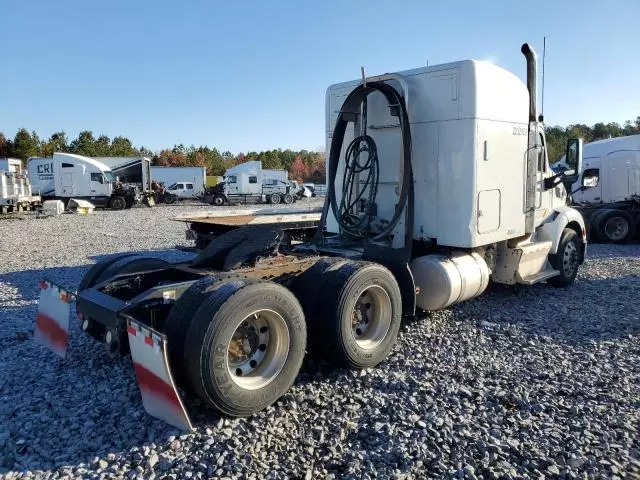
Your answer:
[564,138,583,182]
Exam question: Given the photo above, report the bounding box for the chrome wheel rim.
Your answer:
[562,240,579,278]
[226,309,289,390]
[351,285,392,349]
[604,217,629,241]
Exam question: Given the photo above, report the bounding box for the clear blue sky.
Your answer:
[2,0,639,153]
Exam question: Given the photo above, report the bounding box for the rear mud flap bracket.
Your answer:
[126,317,194,432]
[34,280,74,357]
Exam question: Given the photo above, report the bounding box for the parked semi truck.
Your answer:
[553,135,640,243]
[207,161,297,206]
[28,153,145,209]
[35,43,592,431]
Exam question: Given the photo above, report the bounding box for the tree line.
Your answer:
[1,117,639,181]
[0,129,326,182]
[545,116,640,161]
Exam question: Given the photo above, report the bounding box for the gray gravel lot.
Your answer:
[0,203,638,479]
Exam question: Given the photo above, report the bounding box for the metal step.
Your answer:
[518,269,560,285]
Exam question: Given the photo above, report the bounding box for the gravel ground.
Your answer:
[0,203,638,479]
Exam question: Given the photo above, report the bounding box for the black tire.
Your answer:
[269,193,281,205]
[94,255,169,285]
[282,194,293,205]
[164,275,255,390]
[164,194,176,205]
[314,261,402,369]
[588,209,611,242]
[597,209,636,244]
[78,253,137,291]
[184,280,306,417]
[289,257,350,352]
[213,195,225,206]
[109,196,126,210]
[547,228,581,287]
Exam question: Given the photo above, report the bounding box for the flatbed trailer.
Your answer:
[173,207,322,249]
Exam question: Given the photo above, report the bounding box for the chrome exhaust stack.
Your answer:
[521,43,538,123]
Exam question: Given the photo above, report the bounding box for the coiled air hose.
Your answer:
[324,81,413,245]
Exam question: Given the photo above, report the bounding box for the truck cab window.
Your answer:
[62,163,74,168]
[90,173,104,184]
[228,176,237,184]
[186,183,194,190]
[249,176,257,184]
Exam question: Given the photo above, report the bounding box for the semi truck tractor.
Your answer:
[208,161,296,205]
[28,153,145,209]
[34,43,591,431]
[553,135,640,243]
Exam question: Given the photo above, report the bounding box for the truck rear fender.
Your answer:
[536,206,587,260]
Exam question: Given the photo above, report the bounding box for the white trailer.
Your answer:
[37,43,592,431]
[556,135,640,242]
[28,153,138,209]
[151,166,206,198]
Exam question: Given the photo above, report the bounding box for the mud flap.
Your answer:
[126,318,194,432]
[34,280,73,357]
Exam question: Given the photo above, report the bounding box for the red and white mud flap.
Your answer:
[126,318,194,432]
[34,280,73,357]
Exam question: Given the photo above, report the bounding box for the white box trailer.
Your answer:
[151,166,206,198]
[555,135,640,243]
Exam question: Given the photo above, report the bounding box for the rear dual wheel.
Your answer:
[268,194,281,205]
[171,278,306,417]
[293,259,402,369]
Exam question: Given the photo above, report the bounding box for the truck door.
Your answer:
[226,175,239,194]
[90,172,105,198]
[183,183,194,198]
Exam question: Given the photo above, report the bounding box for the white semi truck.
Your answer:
[553,135,640,243]
[35,43,591,431]
[209,161,297,205]
[28,153,143,209]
